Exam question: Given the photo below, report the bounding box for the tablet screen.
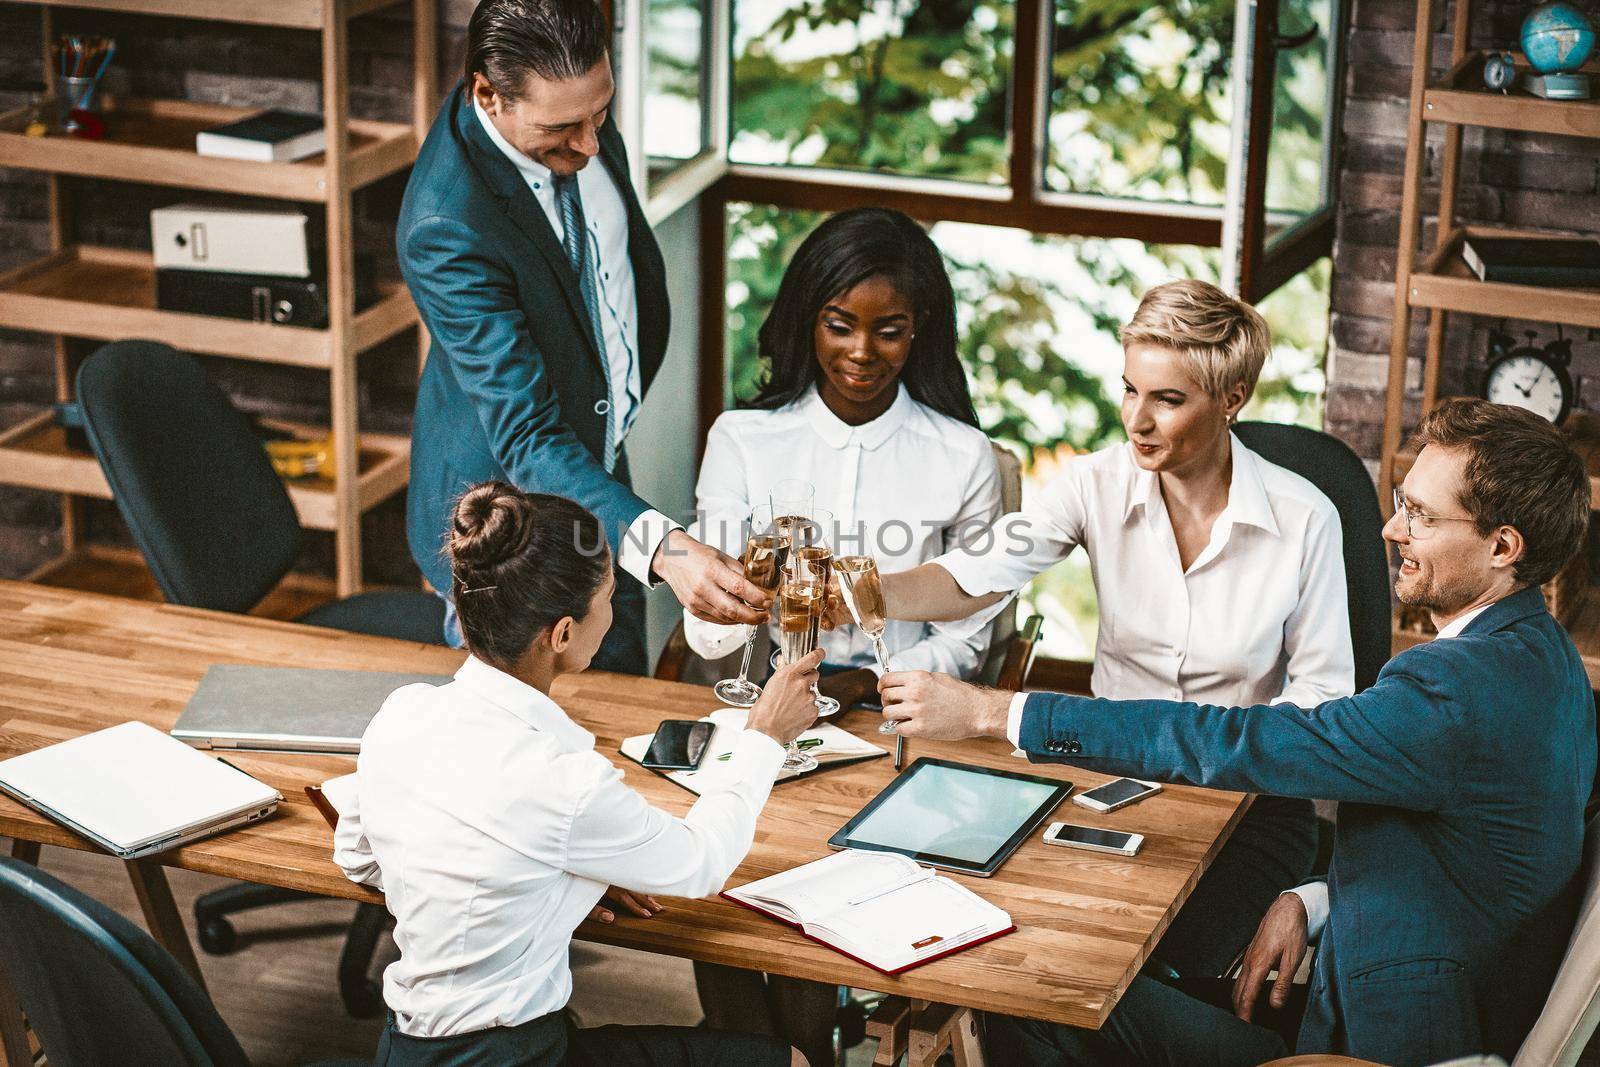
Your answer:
[831,759,1071,875]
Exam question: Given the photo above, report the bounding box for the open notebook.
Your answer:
[723,849,1014,975]
[620,709,885,794]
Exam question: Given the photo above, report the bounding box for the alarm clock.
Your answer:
[1483,51,1517,92]
[1481,328,1574,424]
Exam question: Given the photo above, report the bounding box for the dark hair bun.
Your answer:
[449,481,535,572]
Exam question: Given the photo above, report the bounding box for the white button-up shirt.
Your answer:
[333,656,784,1038]
[685,384,1002,678]
[474,102,676,588]
[966,433,1354,717]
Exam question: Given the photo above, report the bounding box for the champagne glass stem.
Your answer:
[870,636,891,672]
[734,625,757,682]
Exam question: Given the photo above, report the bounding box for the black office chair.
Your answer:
[75,339,443,1016]
[1233,420,1391,882]
[0,856,363,1066]
[1232,421,1390,692]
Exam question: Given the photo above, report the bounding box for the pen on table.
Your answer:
[894,733,905,771]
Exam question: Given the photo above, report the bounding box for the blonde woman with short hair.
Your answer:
[874,278,1355,982]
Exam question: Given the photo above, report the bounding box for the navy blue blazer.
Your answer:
[399,84,670,596]
[1018,584,1594,1066]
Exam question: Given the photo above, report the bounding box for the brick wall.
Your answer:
[1325,0,1600,470]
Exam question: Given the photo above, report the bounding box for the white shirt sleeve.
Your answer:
[1006,691,1030,747]
[1286,882,1330,939]
[615,509,684,590]
[561,729,786,898]
[885,444,1006,679]
[933,462,1089,602]
[1271,503,1356,705]
[332,782,384,892]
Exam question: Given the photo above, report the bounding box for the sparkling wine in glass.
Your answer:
[714,507,788,707]
[835,555,889,669]
[790,510,840,718]
[775,561,826,774]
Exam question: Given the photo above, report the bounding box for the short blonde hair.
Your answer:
[1119,279,1271,404]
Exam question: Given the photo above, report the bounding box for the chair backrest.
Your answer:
[0,857,250,1067]
[76,340,302,614]
[1232,422,1390,692]
[976,442,1023,686]
[1514,813,1600,1067]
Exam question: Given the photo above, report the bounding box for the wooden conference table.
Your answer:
[0,580,1249,1059]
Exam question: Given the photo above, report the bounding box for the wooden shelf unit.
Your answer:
[0,246,417,367]
[1379,0,1600,677]
[25,544,338,619]
[0,0,438,596]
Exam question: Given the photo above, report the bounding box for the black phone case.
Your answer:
[642,720,714,770]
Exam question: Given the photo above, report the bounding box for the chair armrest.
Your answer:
[994,615,1044,692]
[653,619,692,682]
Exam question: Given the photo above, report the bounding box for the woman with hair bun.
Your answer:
[334,481,818,1067]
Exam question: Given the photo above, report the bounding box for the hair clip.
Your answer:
[459,584,499,594]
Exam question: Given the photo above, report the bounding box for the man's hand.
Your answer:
[877,671,1011,741]
[652,530,768,626]
[587,887,664,924]
[1232,892,1310,1022]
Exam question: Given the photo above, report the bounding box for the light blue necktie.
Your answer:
[554,173,617,473]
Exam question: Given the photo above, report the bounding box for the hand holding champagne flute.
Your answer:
[714,506,789,708]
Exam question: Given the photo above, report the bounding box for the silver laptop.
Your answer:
[172,665,454,754]
[0,721,282,860]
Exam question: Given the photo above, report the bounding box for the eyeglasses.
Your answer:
[1391,488,1476,540]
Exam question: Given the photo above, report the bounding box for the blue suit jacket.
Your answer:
[399,84,669,596]
[1019,584,1594,1066]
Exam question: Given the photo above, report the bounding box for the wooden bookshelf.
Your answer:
[0,246,416,367]
[3,0,405,31]
[26,544,336,619]
[1406,226,1600,331]
[1425,52,1600,140]
[0,0,438,596]
[0,99,417,199]
[0,410,411,531]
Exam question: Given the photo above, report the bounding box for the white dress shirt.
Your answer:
[1285,601,1492,938]
[474,102,678,588]
[333,656,783,1038]
[968,434,1353,749]
[685,384,1003,678]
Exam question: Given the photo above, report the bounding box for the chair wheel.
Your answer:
[197,917,239,955]
[341,974,385,1019]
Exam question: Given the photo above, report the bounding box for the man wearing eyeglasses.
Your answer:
[879,398,1595,1066]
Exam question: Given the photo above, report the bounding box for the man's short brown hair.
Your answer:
[1408,399,1590,587]
[1119,279,1272,405]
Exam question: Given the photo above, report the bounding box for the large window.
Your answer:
[725,202,1330,655]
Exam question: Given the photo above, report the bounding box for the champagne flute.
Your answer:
[776,558,826,774]
[790,509,840,718]
[714,505,787,708]
[835,555,889,671]
[770,479,814,561]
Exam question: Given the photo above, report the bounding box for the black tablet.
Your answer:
[827,758,1072,877]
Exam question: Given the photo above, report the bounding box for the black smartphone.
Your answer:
[642,720,714,771]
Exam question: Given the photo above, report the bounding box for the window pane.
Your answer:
[1265,0,1333,219]
[645,0,710,189]
[1046,0,1234,205]
[729,0,1013,185]
[724,204,1330,659]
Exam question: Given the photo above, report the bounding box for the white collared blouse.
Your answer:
[333,656,784,1038]
[944,434,1354,708]
[685,384,1003,678]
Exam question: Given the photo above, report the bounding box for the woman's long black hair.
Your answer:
[745,207,979,429]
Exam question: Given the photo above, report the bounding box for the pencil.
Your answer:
[894,733,904,770]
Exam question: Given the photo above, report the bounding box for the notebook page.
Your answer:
[812,876,1009,971]
[733,850,925,925]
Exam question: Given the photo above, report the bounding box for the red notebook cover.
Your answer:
[720,888,1017,976]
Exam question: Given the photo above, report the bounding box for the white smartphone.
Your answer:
[1043,821,1144,857]
[1071,777,1161,814]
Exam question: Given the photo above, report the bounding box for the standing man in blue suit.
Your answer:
[878,399,1595,1066]
[400,0,766,670]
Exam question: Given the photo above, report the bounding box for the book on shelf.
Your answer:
[723,849,1015,975]
[619,709,886,792]
[196,110,326,163]
[1461,236,1600,287]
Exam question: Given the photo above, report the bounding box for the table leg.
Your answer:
[906,1003,987,1067]
[865,996,912,1066]
[124,859,207,994]
[0,840,40,1065]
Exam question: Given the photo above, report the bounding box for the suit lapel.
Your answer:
[451,88,603,370]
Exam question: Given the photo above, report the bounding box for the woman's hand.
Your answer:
[588,887,665,924]
[746,648,825,744]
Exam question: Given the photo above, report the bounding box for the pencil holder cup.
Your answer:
[55,76,96,133]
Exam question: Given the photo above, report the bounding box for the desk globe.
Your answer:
[1521,1,1596,97]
